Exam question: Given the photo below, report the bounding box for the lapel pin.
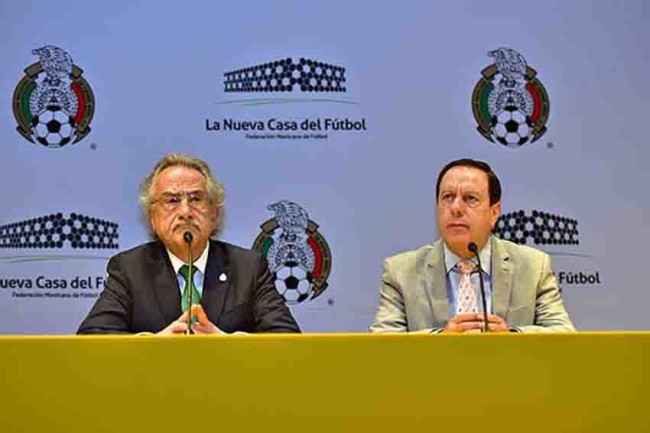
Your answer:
[219,273,227,282]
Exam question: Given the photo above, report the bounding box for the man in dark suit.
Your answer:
[78,153,299,334]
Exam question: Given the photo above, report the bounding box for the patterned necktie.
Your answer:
[179,264,201,314]
[456,260,479,314]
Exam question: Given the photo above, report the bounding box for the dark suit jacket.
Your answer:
[77,240,300,334]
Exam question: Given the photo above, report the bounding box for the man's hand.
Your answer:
[156,305,224,335]
[483,314,509,332]
[157,311,191,335]
[442,313,509,333]
[189,305,224,334]
[442,313,484,333]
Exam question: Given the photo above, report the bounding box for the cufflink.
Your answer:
[219,273,227,282]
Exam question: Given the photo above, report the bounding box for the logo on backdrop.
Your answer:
[493,210,578,246]
[252,201,332,304]
[224,57,346,93]
[471,48,549,148]
[207,56,366,140]
[0,212,118,299]
[0,212,118,250]
[493,210,601,287]
[12,45,95,148]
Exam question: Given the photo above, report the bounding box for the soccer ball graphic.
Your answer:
[31,105,76,148]
[490,106,533,147]
[274,261,313,304]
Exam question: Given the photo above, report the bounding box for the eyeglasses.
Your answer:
[152,191,211,212]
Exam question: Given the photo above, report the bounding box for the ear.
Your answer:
[149,213,158,236]
[489,201,502,229]
[211,207,220,231]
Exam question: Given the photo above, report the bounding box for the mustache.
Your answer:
[173,221,201,232]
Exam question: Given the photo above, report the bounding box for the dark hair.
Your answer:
[435,159,501,205]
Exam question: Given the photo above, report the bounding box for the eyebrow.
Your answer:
[439,189,481,195]
[158,189,206,197]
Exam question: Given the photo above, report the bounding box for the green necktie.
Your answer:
[179,264,201,315]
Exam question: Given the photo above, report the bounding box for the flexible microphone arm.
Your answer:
[468,242,489,333]
[184,231,194,335]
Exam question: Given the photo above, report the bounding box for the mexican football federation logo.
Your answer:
[472,48,549,147]
[253,200,332,305]
[12,45,95,148]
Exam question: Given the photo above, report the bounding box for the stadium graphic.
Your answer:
[252,201,332,304]
[0,213,118,250]
[471,48,549,147]
[224,57,346,93]
[12,45,95,148]
[493,210,579,246]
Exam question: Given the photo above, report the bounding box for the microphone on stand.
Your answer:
[468,242,489,333]
[184,231,194,335]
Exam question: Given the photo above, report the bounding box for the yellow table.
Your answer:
[0,333,648,432]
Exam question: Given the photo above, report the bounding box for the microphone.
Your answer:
[184,231,194,335]
[468,242,489,333]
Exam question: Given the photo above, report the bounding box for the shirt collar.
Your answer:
[443,237,492,275]
[166,242,209,275]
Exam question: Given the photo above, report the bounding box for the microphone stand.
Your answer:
[468,242,489,333]
[184,231,194,335]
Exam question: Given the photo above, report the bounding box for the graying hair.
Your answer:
[139,153,226,239]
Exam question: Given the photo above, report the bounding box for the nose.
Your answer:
[450,196,466,215]
[176,198,194,217]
